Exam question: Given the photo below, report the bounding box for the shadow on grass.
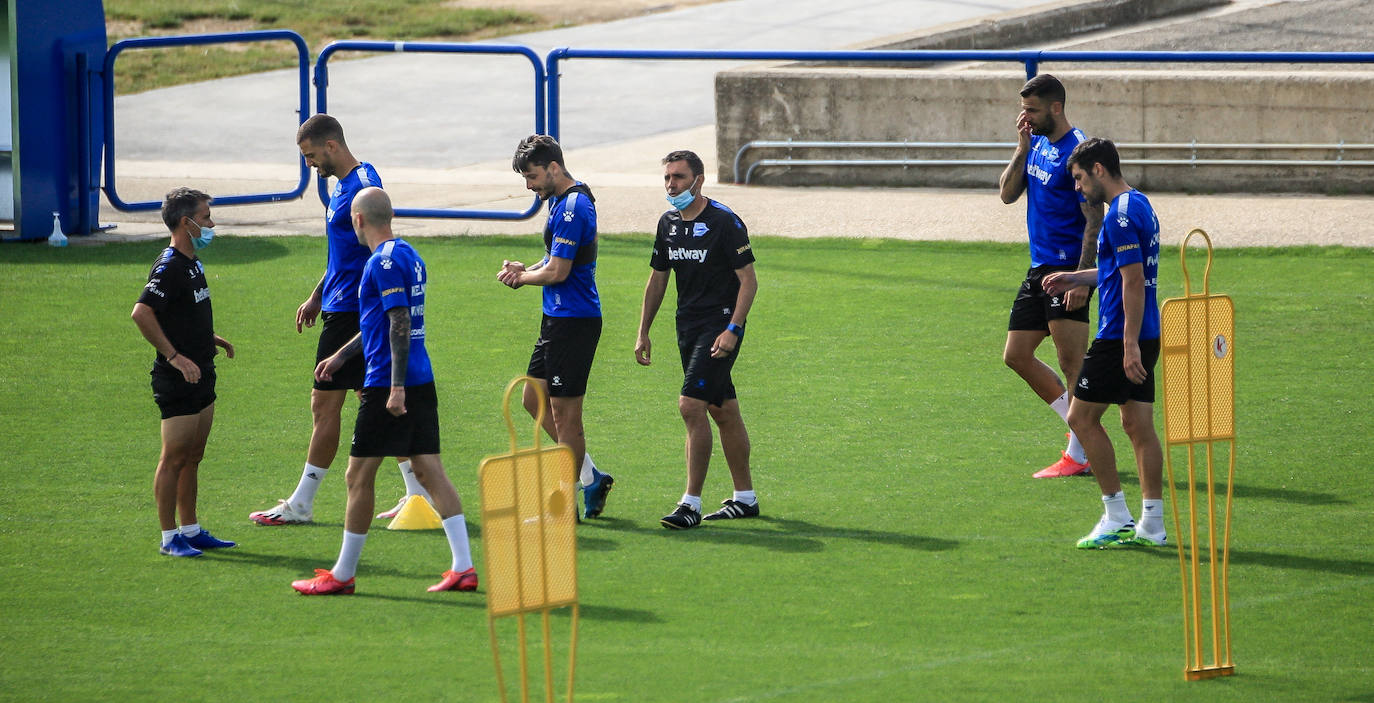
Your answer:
[1135,545,1372,576]
[203,548,411,579]
[654,515,960,554]
[1117,476,1347,506]
[1,237,293,266]
[351,591,487,608]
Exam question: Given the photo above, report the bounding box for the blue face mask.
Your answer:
[666,189,696,211]
[189,219,215,250]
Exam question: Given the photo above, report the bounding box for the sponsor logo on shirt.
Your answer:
[411,284,425,296]
[668,247,708,263]
[555,236,578,247]
[1027,162,1053,185]
[381,287,404,297]
[410,304,424,317]
[736,243,752,255]
[1116,243,1139,253]
[144,280,165,297]
[193,287,211,303]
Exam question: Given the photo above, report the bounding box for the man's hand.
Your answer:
[387,386,407,416]
[497,260,526,289]
[710,329,739,359]
[315,355,340,383]
[171,354,201,384]
[1015,110,1033,152]
[1063,285,1089,312]
[1042,271,1083,298]
[635,335,652,366]
[214,335,235,359]
[1123,340,1147,384]
[296,295,322,333]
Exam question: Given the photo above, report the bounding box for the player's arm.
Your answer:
[511,255,572,287]
[315,332,361,383]
[1063,201,1105,311]
[998,112,1033,204]
[635,269,671,366]
[214,334,235,359]
[132,302,200,384]
[1119,262,1148,384]
[297,273,326,332]
[1042,268,1097,297]
[384,306,410,416]
[711,264,758,359]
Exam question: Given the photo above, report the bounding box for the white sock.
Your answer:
[332,530,367,582]
[161,528,180,546]
[1102,491,1134,525]
[680,494,702,512]
[1050,392,1070,421]
[180,523,202,538]
[1139,499,1165,534]
[1065,432,1087,464]
[579,453,597,486]
[288,463,328,511]
[442,514,474,573]
[398,460,431,501]
[733,490,757,506]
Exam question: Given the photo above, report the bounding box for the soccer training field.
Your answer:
[1,234,1369,701]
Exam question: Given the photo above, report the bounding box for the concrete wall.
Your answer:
[716,69,1374,193]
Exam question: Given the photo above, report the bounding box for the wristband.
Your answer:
[726,323,743,335]
[167,351,179,361]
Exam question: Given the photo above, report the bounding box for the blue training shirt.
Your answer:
[358,238,434,388]
[1095,190,1161,341]
[541,183,601,318]
[321,162,382,313]
[1025,128,1088,267]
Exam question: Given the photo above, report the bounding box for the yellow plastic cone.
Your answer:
[386,494,443,530]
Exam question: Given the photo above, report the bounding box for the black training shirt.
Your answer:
[137,247,216,370]
[651,199,755,321]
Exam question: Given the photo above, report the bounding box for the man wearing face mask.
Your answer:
[131,187,237,557]
[636,150,759,530]
[251,114,425,527]
[497,135,611,519]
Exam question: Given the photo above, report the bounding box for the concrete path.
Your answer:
[97,0,1374,247]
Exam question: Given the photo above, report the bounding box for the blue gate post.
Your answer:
[3,0,106,240]
[313,41,546,220]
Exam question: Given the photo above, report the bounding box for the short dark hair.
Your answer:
[661,150,704,178]
[161,187,211,232]
[1067,137,1122,178]
[297,113,345,147]
[512,134,565,173]
[1020,74,1066,106]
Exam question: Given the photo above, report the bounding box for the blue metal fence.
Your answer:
[102,30,311,211]
[314,41,546,220]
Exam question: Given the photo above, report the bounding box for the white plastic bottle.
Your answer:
[47,211,68,247]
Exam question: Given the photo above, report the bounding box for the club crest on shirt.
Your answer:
[693,223,709,237]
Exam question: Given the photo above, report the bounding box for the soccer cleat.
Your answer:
[1130,528,1169,547]
[375,495,409,520]
[427,567,479,592]
[159,533,203,558]
[1076,517,1137,549]
[249,499,312,526]
[703,498,760,521]
[581,469,615,519]
[292,569,355,595]
[184,529,236,550]
[1033,452,1092,478]
[660,503,702,530]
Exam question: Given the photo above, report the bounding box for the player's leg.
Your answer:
[522,377,559,440]
[176,399,236,551]
[1120,400,1166,544]
[1003,329,1060,400]
[1038,317,1093,476]
[156,411,206,556]
[545,317,611,516]
[703,398,760,521]
[409,452,479,592]
[1069,339,1141,548]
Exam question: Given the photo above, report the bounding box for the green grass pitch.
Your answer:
[0,234,1370,701]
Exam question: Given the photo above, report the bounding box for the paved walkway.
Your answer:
[96,0,1374,247]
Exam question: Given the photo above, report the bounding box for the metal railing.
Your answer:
[314,41,547,220]
[736,140,1374,184]
[103,30,311,212]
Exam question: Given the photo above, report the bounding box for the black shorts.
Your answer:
[678,317,742,407]
[314,311,366,391]
[1008,265,1092,331]
[350,382,441,458]
[526,315,601,398]
[1073,338,1161,405]
[152,365,217,420]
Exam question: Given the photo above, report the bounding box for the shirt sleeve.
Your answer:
[548,192,595,261]
[370,255,411,312]
[722,214,756,270]
[137,258,178,311]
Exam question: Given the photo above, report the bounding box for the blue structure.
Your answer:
[3,0,106,240]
